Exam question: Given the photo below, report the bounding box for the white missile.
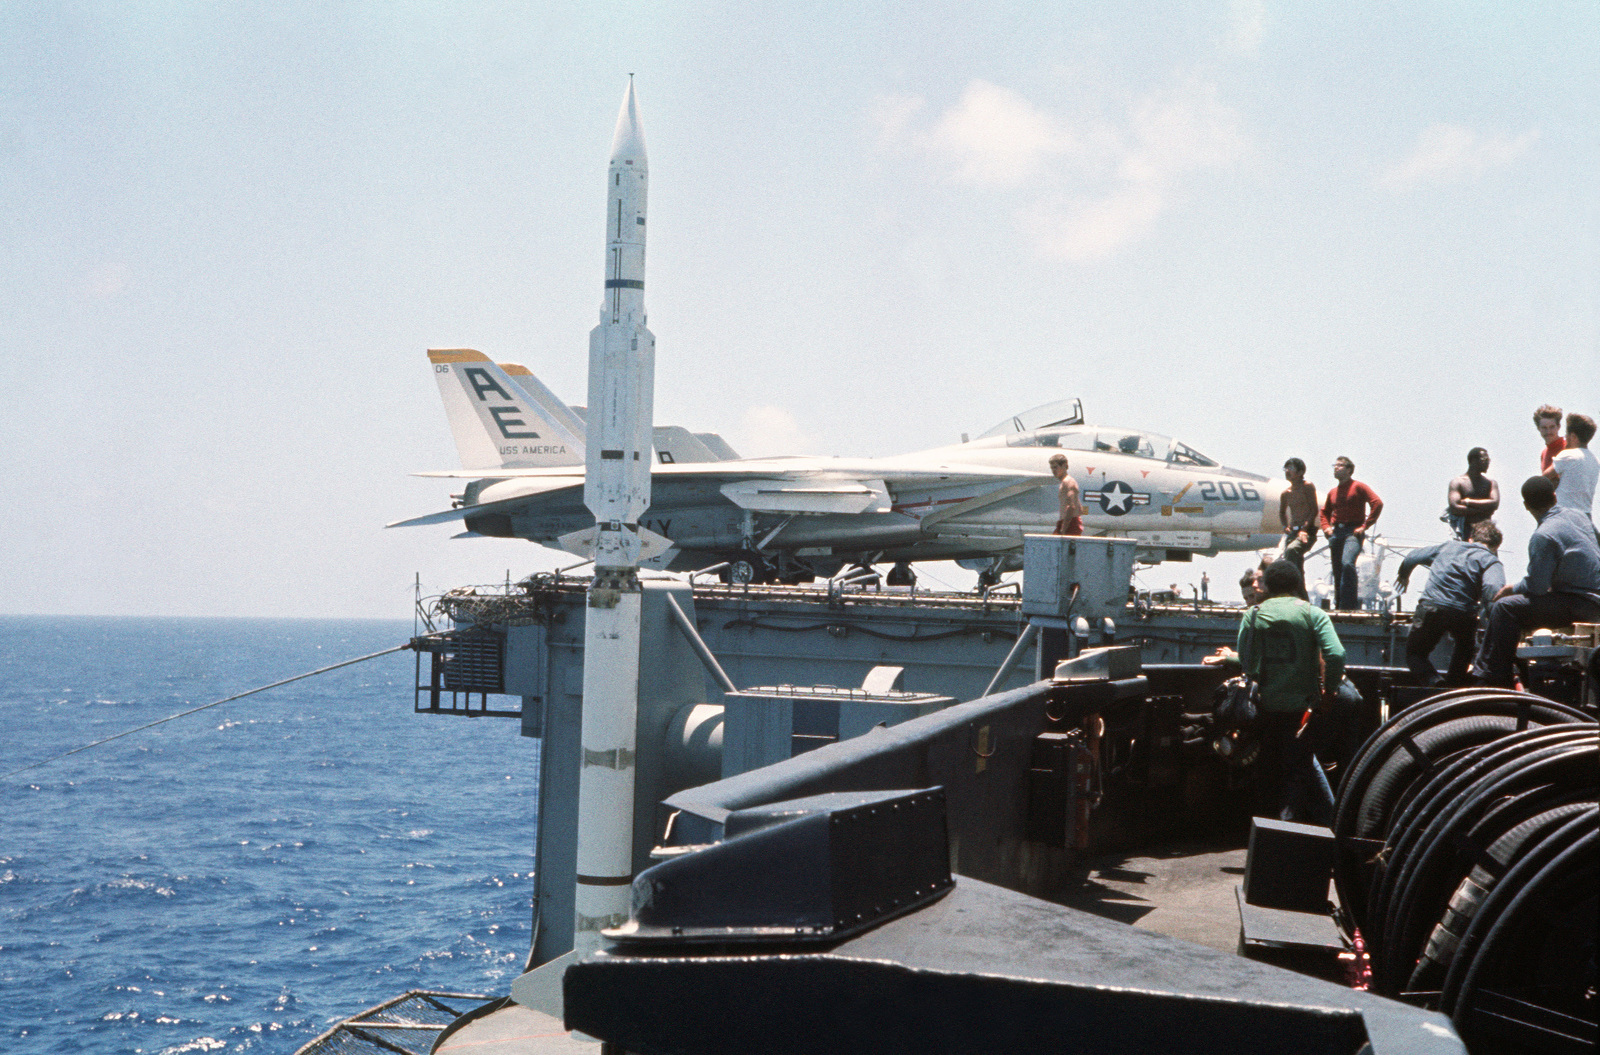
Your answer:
[584,75,655,568]
[573,77,654,959]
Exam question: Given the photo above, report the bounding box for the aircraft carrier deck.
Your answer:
[422,572,1418,718]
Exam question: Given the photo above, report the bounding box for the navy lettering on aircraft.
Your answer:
[1093,480,1151,516]
[501,445,568,456]
[488,406,540,439]
[464,367,514,402]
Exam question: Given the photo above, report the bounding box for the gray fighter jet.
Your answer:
[391,352,1279,584]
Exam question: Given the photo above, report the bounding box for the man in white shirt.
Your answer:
[1547,413,1597,519]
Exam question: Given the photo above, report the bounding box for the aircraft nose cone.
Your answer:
[1259,492,1282,534]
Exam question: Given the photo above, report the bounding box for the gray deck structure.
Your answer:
[429,575,1417,730]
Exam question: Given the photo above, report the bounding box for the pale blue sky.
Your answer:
[2,2,1594,616]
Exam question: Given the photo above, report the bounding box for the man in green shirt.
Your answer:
[1238,560,1346,823]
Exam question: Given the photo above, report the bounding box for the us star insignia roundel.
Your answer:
[1093,480,1151,516]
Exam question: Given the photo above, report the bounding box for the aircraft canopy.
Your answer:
[1001,424,1219,468]
[977,399,1084,439]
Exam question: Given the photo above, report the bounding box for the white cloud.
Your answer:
[1378,124,1539,190]
[922,79,1075,188]
[876,76,1249,263]
[1029,184,1165,264]
[729,404,813,459]
[1126,80,1249,178]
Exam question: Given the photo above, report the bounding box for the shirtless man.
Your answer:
[1050,453,1084,535]
[1279,457,1319,569]
[1446,447,1500,540]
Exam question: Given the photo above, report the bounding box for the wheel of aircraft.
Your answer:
[975,568,1002,591]
[885,562,916,587]
[720,550,770,586]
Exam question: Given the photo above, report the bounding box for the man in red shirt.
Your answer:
[1535,404,1565,473]
[1320,457,1383,610]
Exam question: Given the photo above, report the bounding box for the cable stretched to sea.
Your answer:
[3,641,417,780]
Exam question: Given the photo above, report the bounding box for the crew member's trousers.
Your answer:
[1405,604,1479,686]
[1327,524,1362,610]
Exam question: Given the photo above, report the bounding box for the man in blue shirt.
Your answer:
[1397,520,1505,686]
[1470,477,1600,687]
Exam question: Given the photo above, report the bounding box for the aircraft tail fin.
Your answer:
[498,361,588,441]
[694,432,741,460]
[427,349,585,470]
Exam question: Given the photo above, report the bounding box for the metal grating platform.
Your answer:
[294,990,489,1055]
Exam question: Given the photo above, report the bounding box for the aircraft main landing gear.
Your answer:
[719,550,771,585]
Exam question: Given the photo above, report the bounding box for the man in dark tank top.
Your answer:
[1445,447,1499,540]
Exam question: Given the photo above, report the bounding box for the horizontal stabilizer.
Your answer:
[386,478,581,529]
[387,506,478,529]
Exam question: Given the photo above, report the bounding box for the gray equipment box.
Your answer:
[1022,535,1138,621]
[722,683,955,778]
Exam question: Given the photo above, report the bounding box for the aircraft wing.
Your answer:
[393,460,1047,528]
[410,458,1042,482]
[387,495,535,529]
[386,477,583,528]
[917,478,1056,528]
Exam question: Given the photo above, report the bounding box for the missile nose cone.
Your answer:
[609,77,647,164]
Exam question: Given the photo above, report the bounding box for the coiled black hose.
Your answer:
[1407,799,1596,996]
[1443,821,1597,1050]
[1331,690,1588,928]
[1363,725,1596,955]
[1369,729,1597,992]
[1329,685,1597,1050]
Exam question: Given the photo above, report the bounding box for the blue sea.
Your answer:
[0,616,538,1054]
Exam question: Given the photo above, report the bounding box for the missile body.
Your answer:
[574,78,653,957]
[584,77,655,567]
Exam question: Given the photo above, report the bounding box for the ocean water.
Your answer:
[0,616,539,1054]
